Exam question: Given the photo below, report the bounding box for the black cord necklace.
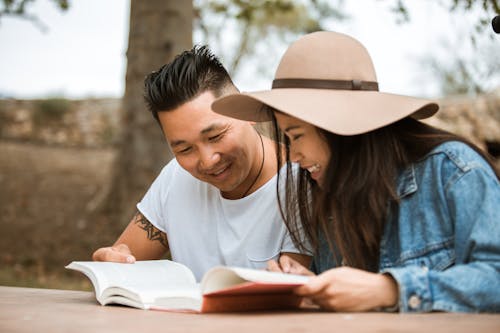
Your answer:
[241,131,265,198]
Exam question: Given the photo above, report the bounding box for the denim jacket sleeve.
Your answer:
[382,144,500,313]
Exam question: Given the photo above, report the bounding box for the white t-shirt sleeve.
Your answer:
[136,159,179,233]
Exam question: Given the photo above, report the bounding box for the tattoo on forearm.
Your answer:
[133,212,169,249]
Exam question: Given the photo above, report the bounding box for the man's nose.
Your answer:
[198,147,221,170]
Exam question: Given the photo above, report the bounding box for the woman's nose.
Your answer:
[289,146,302,163]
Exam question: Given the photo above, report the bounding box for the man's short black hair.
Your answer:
[144,45,234,123]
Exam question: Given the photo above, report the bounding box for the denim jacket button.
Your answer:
[408,295,421,309]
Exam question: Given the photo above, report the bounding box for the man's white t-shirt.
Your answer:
[137,159,303,281]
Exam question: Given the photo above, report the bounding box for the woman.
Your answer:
[212,31,500,312]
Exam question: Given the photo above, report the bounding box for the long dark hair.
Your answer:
[273,115,499,271]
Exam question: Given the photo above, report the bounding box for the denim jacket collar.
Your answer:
[396,165,418,199]
[396,145,449,199]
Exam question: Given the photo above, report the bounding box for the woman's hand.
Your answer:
[294,266,399,312]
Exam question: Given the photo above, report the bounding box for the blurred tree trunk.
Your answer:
[102,1,193,228]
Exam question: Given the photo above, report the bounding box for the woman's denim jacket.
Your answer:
[312,141,500,312]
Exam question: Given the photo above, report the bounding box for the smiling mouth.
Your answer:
[213,167,228,176]
[206,163,230,177]
[307,164,320,173]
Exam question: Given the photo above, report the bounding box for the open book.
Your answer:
[65,260,310,313]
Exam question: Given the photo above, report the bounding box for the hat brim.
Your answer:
[212,89,439,136]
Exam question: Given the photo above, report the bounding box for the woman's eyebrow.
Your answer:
[284,125,301,133]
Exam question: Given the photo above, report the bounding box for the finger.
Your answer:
[278,255,313,275]
[309,296,337,311]
[266,260,283,272]
[112,243,132,254]
[109,249,136,263]
[92,247,109,261]
[294,276,328,296]
[278,255,292,273]
[288,261,315,276]
[299,297,320,309]
[111,244,135,263]
[93,247,135,263]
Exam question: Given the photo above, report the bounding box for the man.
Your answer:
[92,46,310,280]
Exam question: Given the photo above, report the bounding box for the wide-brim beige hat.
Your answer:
[212,31,439,136]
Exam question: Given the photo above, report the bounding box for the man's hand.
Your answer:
[92,243,136,263]
[294,266,399,312]
[267,254,314,276]
[91,211,168,263]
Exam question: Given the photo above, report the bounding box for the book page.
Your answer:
[152,287,203,311]
[66,260,197,300]
[201,266,310,294]
[102,284,201,307]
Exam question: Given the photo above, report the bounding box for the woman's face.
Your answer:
[274,112,331,188]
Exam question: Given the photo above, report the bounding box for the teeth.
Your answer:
[213,166,227,175]
[308,164,320,173]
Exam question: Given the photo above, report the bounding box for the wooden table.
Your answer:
[1,286,499,333]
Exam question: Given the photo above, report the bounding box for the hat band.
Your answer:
[272,78,379,91]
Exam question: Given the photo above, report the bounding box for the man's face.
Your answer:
[159,91,257,198]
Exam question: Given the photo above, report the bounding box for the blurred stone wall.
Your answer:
[0,91,499,160]
[0,98,122,148]
[423,89,500,159]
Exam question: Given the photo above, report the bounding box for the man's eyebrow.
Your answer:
[170,139,187,148]
[200,123,226,135]
[169,123,227,148]
[284,125,301,133]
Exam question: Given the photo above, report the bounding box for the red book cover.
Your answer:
[201,281,303,313]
